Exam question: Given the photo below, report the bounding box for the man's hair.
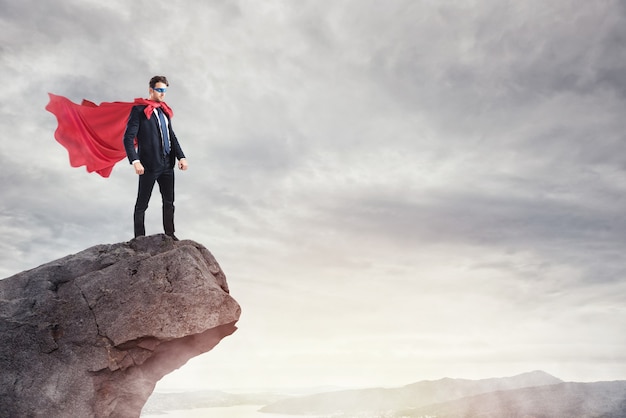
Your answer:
[149,76,169,88]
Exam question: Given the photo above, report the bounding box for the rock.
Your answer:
[0,234,241,418]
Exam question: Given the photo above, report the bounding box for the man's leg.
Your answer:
[134,171,158,237]
[157,168,175,236]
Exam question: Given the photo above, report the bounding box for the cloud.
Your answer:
[1,0,626,389]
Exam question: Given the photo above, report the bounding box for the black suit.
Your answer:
[123,105,186,237]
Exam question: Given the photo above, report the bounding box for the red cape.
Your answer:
[45,94,173,177]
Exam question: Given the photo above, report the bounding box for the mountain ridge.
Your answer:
[140,372,626,417]
[400,380,626,418]
[258,371,616,416]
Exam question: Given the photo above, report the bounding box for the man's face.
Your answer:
[149,82,167,102]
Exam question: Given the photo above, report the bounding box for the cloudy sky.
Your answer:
[2,0,626,391]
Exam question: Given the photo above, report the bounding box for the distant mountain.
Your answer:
[399,381,626,418]
[259,370,562,415]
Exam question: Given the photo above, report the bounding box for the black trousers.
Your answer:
[133,162,175,237]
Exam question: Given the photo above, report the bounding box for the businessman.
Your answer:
[123,75,188,240]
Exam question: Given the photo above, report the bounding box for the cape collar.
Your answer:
[133,98,173,119]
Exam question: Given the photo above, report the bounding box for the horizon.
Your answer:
[152,367,623,393]
[150,369,620,394]
[2,0,626,392]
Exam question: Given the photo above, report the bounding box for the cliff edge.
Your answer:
[0,234,241,418]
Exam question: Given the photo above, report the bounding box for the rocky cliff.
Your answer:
[0,234,241,418]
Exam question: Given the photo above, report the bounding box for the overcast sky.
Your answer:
[1,0,626,391]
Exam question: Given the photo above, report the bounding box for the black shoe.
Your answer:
[167,234,179,241]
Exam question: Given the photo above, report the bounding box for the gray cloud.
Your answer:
[1,0,625,389]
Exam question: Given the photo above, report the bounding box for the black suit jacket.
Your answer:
[123,105,185,171]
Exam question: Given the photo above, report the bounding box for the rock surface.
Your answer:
[0,234,241,418]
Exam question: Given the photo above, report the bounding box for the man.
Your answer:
[123,75,188,240]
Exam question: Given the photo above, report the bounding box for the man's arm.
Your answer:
[169,125,187,171]
[123,107,144,175]
[123,106,140,164]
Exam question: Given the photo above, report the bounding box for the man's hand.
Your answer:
[178,158,188,171]
[133,161,145,175]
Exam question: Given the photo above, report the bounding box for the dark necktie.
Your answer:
[157,108,170,155]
